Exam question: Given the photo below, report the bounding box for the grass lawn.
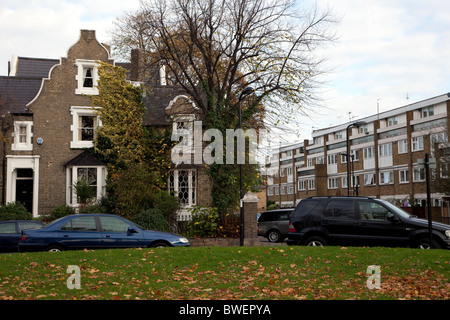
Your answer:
[0,246,448,300]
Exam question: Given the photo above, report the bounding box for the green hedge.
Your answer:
[0,202,32,221]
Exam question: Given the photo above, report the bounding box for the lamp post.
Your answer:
[238,86,255,246]
[346,121,366,196]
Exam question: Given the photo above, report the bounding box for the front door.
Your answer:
[15,169,33,213]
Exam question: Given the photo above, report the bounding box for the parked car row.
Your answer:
[0,214,189,253]
[258,196,450,249]
[2,197,449,252]
[0,220,44,252]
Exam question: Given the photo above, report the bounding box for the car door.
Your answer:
[275,211,291,237]
[99,216,143,248]
[58,216,102,249]
[357,200,409,247]
[0,222,20,252]
[321,199,359,245]
[258,211,274,236]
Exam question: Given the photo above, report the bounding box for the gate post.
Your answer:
[242,191,260,246]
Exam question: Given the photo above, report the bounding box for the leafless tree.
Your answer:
[111,0,337,132]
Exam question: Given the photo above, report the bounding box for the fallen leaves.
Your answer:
[0,246,448,300]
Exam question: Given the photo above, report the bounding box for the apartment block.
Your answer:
[266,93,450,214]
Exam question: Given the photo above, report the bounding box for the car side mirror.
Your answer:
[386,212,399,223]
[127,227,138,233]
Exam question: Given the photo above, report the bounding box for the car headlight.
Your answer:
[179,237,189,243]
[445,230,450,239]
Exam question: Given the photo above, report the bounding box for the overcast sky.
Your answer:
[1,0,449,142]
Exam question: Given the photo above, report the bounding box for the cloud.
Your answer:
[0,0,448,143]
[297,0,450,137]
[0,0,141,75]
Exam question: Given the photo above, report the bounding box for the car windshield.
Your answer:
[44,216,70,228]
[378,200,412,219]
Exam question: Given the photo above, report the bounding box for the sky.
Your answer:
[1,0,449,143]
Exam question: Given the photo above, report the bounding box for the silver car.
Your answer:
[257,209,293,242]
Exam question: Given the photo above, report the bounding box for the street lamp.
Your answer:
[238,86,255,246]
[346,121,366,196]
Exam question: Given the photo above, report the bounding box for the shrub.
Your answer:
[107,164,159,219]
[267,202,280,210]
[187,206,220,238]
[132,209,169,232]
[49,204,74,221]
[79,203,108,214]
[151,190,180,228]
[0,202,32,221]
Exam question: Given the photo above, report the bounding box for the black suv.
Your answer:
[258,208,293,242]
[288,197,450,249]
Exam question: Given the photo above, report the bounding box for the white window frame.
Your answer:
[287,167,293,176]
[398,140,408,154]
[358,125,369,134]
[287,184,294,194]
[66,165,107,207]
[298,180,306,191]
[379,171,394,185]
[75,59,99,95]
[341,150,359,164]
[307,179,315,190]
[399,169,409,184]
[413,167,425,182]
[412,136,424,152]
[422,106,434,118]
[327,177,338,189]
[363,146,375,159]
[379,143,392,157]
[12,121,33,151]
[364,173,376,186]
[168,169,196,207]
[70,106,100,149]
[327,154,338,165]
[342,176,348,188]
[387,116,398,126]
[172,114,195,147]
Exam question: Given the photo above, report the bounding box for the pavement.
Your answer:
[258,236,287,246]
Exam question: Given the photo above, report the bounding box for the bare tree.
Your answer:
[111,0,337,131]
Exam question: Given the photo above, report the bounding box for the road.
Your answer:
[258,236,287,246]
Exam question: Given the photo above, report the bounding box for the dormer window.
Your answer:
[75,60,98,95]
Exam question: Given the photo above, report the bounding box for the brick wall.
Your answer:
[27,30,113,215]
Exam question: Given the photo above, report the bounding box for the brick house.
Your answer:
[266,93,450,221]
[0,29,212,217]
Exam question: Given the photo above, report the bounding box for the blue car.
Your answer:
[0,220,45,252]
[19,214,190,252]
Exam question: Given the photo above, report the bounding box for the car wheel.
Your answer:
[46,245,64,252]
[150,241,170,248]
[414,237,441,249]
[267,230,281,243]
[304,236,328,247]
